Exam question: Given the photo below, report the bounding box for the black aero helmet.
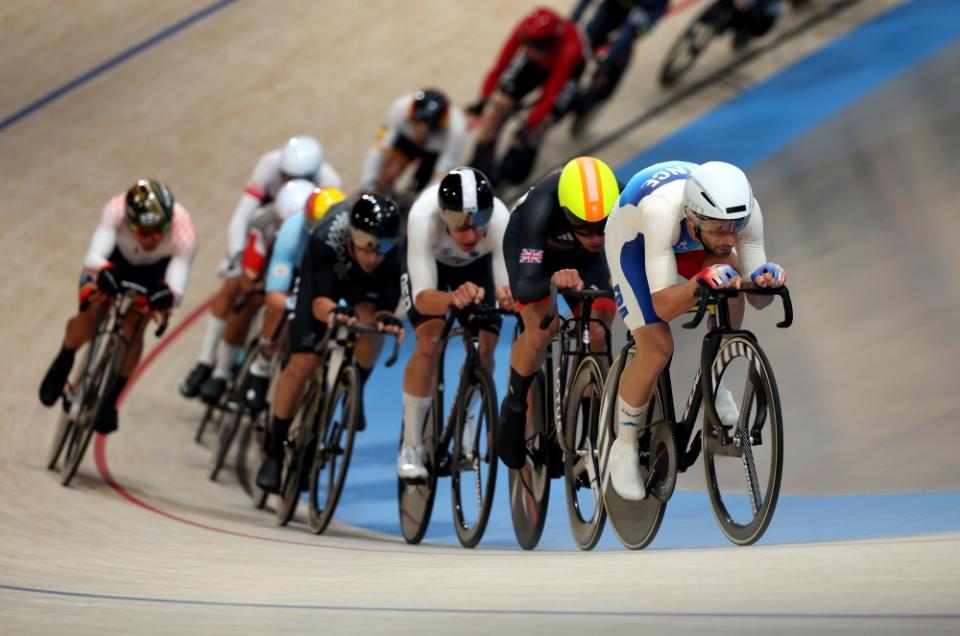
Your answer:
[126,179,174,234]
[349,193,401,254]
[409,88,449,131]
[437,168,494,230]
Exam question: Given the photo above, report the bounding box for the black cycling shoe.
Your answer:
[199,377,227,406]
[39,352,74,407]
[243,374,270,413]
[496,395,528,470]
[179,363,212,398]
[256,456,281,493]
[94,404,118,435]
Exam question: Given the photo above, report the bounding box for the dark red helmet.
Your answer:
[520,7,561,46]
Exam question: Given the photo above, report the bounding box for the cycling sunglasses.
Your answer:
[350,227,395,255]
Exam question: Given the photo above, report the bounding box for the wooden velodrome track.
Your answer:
[2,0,958,633]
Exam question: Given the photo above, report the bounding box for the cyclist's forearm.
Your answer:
[312,296,339,324]
[414,289,453,316]
[651,279,700,322]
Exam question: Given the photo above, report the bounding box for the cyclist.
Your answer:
[256,193,405,492]
[495,156,620,470]
[362,89,467,210]
[180,135,342,399]
[38,180,197,434]
[468,7,585,187]
[241,186,348,413]
[605,160,786,500]
[196,178,318,404]
[396,167,512,481]
[569,0,669,119]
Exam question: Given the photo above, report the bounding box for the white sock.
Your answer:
[198,317,226,366]
[213,342,239,380]
[617,395,647,445]
[250,353,272,378]
[402,392,433,447]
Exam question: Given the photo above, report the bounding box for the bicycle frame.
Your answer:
[538,286,614,455]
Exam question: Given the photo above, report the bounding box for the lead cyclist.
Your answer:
[604,160,786,500]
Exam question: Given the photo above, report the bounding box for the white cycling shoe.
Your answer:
[608,437,646,501]
[715,384,741,429]
[397,445,428,482]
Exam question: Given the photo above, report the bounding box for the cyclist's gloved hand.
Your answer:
[466,98,486,117]
[696,264,741,289]
[750,262,786,288]
[328,305,357,327]
[376,313,405,344]
[218,253,243,279]
[148,281,175,310]
[96,264,121,298]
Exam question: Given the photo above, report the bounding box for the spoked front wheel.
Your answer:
[276,382,319,526]
[450,367,498,548]
[508,371,550,550]
[60,340,115,487]
[308,365,360,534]
[563,356,608,551]
[703,336,783,546]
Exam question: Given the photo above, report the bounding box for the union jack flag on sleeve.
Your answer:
[519,248,543,264]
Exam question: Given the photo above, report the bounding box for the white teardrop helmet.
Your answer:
[682,161,754,233]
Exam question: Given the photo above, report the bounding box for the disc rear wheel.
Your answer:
[508,372,550,550]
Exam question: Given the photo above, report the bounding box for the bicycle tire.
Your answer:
[703,336,783,546]
[658,0,731,87]
[603,348,667,550]
[276,381,319,526]
[450,365,499,548]
[398,394,441,544]
[562,355,608,551]
[61,338,115,487]
[210,406,242,481]
[47,341,97,471]
[235,407,269,509]
[308,365,361,534]
[508,371,550,550]
[195,403,216,444]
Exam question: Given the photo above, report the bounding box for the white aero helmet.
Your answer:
[274,178,316,221]
[682,161,754,232]
[280,135,323,179]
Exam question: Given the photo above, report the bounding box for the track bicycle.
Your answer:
[602,284,792,548]
[47,281,167,486]
[273,315,400,532]
[508,285,614,550]
[397,304,507,548]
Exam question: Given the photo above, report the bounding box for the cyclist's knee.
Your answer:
[413,320,444,360]
[283,353,318,385]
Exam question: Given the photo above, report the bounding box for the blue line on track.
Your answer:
[2,583,958,619]
[0,0,238,133]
